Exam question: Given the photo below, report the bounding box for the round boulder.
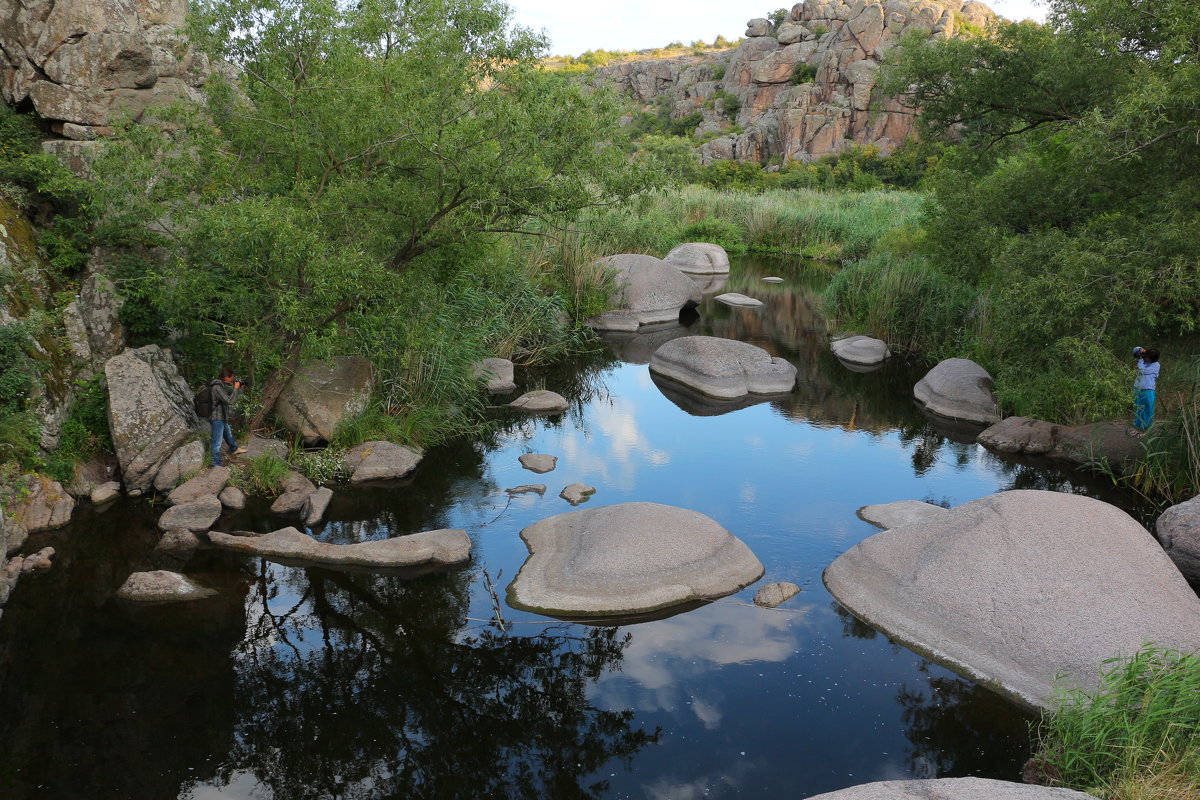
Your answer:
[745,17,772,36]
[753,581,800,608]
[663,242,730,275]
[1156,495,1200,582]
[825,490,1200,709]
[806,777,1099,800]
[507,501,764,617]
[649,336,796,400]
[913,358,1001,424]
[472,358,517,394]
[831,335,890,366]
[587,254,699,332]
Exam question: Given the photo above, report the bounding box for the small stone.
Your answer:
[753,581,800,608]
[508,390,569,414]
[761,277,784,283]
[714,292,764,308]
[559,483,596,506]
[506,485,547,496]
[90,481,121,505]
[519,453,558,474]
[218,486,246,511]
[304,487,334,526]
[472,358,517,394]
[831,335,890,366]
[115,570,217,603]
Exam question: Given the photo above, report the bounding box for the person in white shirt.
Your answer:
[1131,346,1160,432]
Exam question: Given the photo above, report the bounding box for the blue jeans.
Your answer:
[210,419,238,466]
[1134,389,1156,431]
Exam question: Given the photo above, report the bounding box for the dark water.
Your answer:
[0,256,1155,799]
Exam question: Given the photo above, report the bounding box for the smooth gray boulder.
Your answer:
[856,500,948,530]
[753,581,800,608]
[270,471,317,515]
[104,345,200,493]
[714,292,764,308]
[166,466,230,506]
[825,490,1200,709]
[471,358,517,394]
[508,390,569,414]
[559,483,596,506]
[978,416,1060,455]
[587,254,699,332]
[663,242,730,275]
[275,356,373,445]
[303,487,334,526]
[345,440,423,484]
[806,777,1099,800]
[913,358,1001,424]
[506,484,547,496]
[208,526,470,571]
[158,494,222,532]
[650,336,796,400]
[89,481,121,505]
[507,502,764,617]
[152,440,205,492]
[831,335,890,366]
[218,486,246,511]
[519,453,557,474]
[1156,495,1200,581]
[115,570,217,603]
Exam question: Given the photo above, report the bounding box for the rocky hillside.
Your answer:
[593,0,995,163]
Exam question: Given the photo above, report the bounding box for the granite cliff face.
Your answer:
[594,0,995,163]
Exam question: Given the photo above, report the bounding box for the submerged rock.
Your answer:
[115,570,217,603]
[345,441,423,484]
[1156,495,1200,582]
[714,292,764,308]
[207,526,470,571]
[825,490,1200,709]
[559,483,596,506]
[806,777,1099,800]
[507,501,764,617]
[649,336,796,400]
[519,453,558,474]
[506,484,547,496]
[151,529,201,569]
[856,500,948,530]
[753,581,800,608]
[913,358,1001,424]
[508,390,569,414]
[586,254,699,332]
[831,335,889,366]
[663,242,730,275]
[472,357,517,394]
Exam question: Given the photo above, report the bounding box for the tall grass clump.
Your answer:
[1124,356,1200,502]
[229,453,290,495]
[1032,647,1200,800]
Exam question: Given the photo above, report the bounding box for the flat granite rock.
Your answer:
[346,441,424,484]
[913,358,1001,424]
[208,526,470,571]
[519,453,558,474]
[167,466,230,506]
[831,335,890,366]
[507,501,764,617]
[806,777,1099,800]
[825,490,1200,709]
[753,581,800,608]
[559,483,596,506]
[714,292,764,308]
[508,390,569,414]
[115,570,217,603]
[158,495,222,532]
[1156,495,1200,582]
[978,416,1060,455]
[663,242,730,275]
[649,336,796,400]
[856,500,949,530]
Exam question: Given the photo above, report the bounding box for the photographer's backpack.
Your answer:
[194,381,215,419]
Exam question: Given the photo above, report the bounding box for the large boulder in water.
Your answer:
[825,490,1200,709]
[663,242,730,275]
[650,336,796,400]
[345,441,423,484]
[507,501,764,617]
[913,358,1001,424]
[275,357,373,445]
[587,254,699,332]
[1156,495,1200,582]
[208,526,470,572]
[104,345,201,493]
[806,777,1099,800]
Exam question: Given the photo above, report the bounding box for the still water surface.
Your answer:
[0,256,1152,799]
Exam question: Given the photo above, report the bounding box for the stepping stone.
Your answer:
[856,500,949,530]
[831,335,890,366]
[559,483,596,506]
[115,570,217,603]
[508,390,569,414]
[761,276,784,283]
[519,453,557,474]
[714,292,764,308]
[208,527,470,572]
[158,495,222,532]
[753,581,800,608]
[506,484,547,496]
[345,441,423,484]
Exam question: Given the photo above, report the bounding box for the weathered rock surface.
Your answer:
[508,502,764,617]
[506,484,547,496]
[152,440,205,492]
[508,390,570,414]
[913,358,1001,424]
[650,336,797,400]
[831,335,889,366]
[166,466,230,506]
[89,480,121,505]
[714,292,764,308]
[208,526,470,571]
[270,471,317,515]
[274,357,373,445]
[663,242,730,275]
[825,490,1200,709]
[587,254,699,332]
[345,440,423,484]
[519,453,558,474]
[806,777,1099,800]
[104,345,201,493]
[63,272,127,375]
[218,485,246,511]
[472,358,517,394]
[1156,496,1200,582]
[978,416,1060,455]
[856,500,948,529]
[559,483,596,506]
[241,436,289,460]
[754,581,801,607]
[6,476,75,549]
[303,487,334,527]
[151,528,200,569]
[157,494,221,532]
[115,570,216,603]
[1050,421,1141,472]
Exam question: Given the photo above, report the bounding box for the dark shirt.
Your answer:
[210,380,241,422]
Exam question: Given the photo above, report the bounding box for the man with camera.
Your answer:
[209,367,249,467]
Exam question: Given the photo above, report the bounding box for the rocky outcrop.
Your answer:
[3,474,75,551]
[856,499,947,529]
[275,357,374,445]
[471,358,517,394]
[62,272,126,377]
[508,501,764,617]
[825,490,1200,709]
[806,778,1099,800]
[587,254,699,332]
[207,526,470,572]
[1,0,217,135]
[831,334,889,365]
[345,440,423,484]
[104,345,200,494]
[913,357,1001,424]
[1156,496,1200,582]
[650,335,797,399]
[663,242,730,275]
[593,1,996,163]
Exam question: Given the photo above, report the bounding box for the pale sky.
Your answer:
[506,0,1048,57]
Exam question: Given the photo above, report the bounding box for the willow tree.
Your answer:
[97,0,656,426]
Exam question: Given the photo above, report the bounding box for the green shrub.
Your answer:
[711,64,727,81]
[44,376,113,483]
[0,323,36,416]
[790,63,817,84]
[678,218,748,254]
[230,453,290,495]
